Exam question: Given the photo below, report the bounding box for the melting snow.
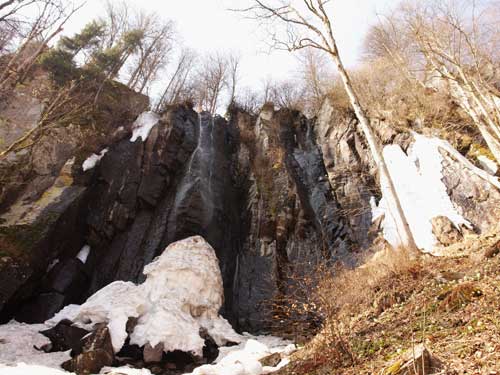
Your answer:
[374,133,472,252]
[0,364,72,375]
[187,334,295,375]
[1,236,296,375]
[82,148,108,172]
[100,367,152,375]
[0,321,71,370]
[130,112,160,142]
[47,236,242,355]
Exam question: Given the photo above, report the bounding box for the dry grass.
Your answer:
[275,236,500,375]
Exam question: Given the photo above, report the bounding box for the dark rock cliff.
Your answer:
[4,99,499,332]
[0,103,359,331]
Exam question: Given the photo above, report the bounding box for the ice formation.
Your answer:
[373,133,473,252]
[82,148,108,172]
[47,236,242,355]
[130,112,160,142]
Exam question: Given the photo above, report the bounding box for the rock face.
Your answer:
[3,98,500,333]
[230,107,352,331]
[315,101,378,249]
[0,103,358,332]
[0,73,148,322]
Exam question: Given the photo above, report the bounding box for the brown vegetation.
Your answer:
[273,231,500,374]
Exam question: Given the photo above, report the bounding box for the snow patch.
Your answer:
[130,112,160,142]
[76,245,90,264]
[82,148,108,172]
[0,321,71,369]
[47,236,242,356]
[373,133,471,252]
[0,364,72,375]
[100,366,152,375]
[186,334,295,375]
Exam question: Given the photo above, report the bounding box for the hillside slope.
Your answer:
[275,229,500,374]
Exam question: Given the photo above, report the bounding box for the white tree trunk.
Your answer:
[328,43,419,253]
[450,79,500,164]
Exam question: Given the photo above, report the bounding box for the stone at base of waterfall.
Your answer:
[61,325,115,374]
[47,236,242,361]
[40,319,89,353]
[143,343,163,363]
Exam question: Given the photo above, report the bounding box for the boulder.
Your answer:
[384,345,440,375]
[143,343,163,363]
[62,325,114,374]
[40,319,89,353]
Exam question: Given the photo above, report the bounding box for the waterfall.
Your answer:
[169,111,216,239]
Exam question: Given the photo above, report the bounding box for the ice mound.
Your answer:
[47,236,242,356]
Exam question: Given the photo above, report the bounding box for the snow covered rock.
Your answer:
[47,236,242,356]
[186,335,295,375]
[130,112,160,142]
[82,148,108,171]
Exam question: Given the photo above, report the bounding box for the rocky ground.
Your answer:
[274,230,500,374]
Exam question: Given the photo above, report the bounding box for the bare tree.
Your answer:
[268,78,305,110]
[239,0,419,252]
[375,0,500,164]
[126,11,174,94]
[193,52,229,115]
[261,76,274,103]
[155,47,197,111]
[234,86,262,113]
[99,0,129,49]
[0,0,84,92]
[227,52,241,106]
[297,48,332,114]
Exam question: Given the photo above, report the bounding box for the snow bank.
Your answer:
[374,133,472,252]
[0,321,71,370]
[130,112,160,142]
[82,148,108,172]
[47,236,242,356]
[186,334,295,375]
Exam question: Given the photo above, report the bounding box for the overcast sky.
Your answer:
[63,0,396,89]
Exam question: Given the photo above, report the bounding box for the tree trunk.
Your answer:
[328,40,419,253]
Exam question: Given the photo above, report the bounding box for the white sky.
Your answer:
[65,0,396,90]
